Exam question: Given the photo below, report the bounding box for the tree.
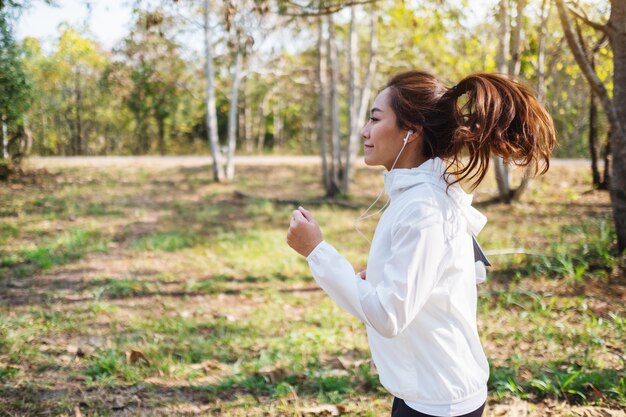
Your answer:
[202,0,223,181]
[312,0,377,197]
[555,0,626,252]
[0,8,32,166]
[120,9,186,155]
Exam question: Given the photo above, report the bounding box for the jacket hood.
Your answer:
[383,158,487,235]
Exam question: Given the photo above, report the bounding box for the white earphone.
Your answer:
[403,130,414,144]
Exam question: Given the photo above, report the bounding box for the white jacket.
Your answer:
[306,158,489,416]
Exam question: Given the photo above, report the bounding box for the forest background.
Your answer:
[1,0,625,415]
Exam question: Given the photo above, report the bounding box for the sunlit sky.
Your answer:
[16,0,133,50]
[16,0,499,58]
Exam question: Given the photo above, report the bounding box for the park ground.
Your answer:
[0,157,624,416]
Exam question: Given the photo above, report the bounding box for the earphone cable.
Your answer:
[353,136,409,244]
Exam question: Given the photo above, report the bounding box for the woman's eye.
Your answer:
[369,117,379,122]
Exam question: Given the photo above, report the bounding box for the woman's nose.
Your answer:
[360,124,369,139]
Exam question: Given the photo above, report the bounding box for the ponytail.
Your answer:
[444,73,556,189]
[385,71,557,190]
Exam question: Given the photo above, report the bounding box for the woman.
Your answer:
[286,71,556,417]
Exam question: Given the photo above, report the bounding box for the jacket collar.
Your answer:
[383,158,487,235]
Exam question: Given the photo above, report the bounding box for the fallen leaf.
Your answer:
[300,404,346,416]
[73,404,83,417]
[126,350,150,366]
[258,365,288,383]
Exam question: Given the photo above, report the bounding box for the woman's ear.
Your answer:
[406,126,423,143]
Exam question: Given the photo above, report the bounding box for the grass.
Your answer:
[0,159,623,416]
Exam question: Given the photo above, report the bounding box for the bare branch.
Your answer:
[555,0,623,141]
[567,3,609,34]
[277,0,376,16]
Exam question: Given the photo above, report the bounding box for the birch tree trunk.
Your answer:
[358,5,378,130]
[493,0,511,201]
[317,12,331,194]
[226,47,242,181]
[328,13,342,197]
[204,0,223,182]
[343,5,359,195]
[244,82,253,154]
[344,2,378,195]
[511,0,540,202]
[508,0,526,77]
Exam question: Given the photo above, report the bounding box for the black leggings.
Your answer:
[391,397,485,417]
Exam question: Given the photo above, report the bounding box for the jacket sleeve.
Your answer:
[356,219,446,338]
[306,214,446,338]
[306,241,370,324]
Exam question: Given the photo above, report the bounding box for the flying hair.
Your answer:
[384,71,557,190]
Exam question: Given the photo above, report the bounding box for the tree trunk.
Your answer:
[244,82,253,154]
[511,0,541,202]
[494,0,511,201]
[344,2,378,195]
[602,139,611,189]
[343,4,359,195]
[589,88,601,188]
[22,114,33,156]
[225,47,242,181]
[496,0,510,75]
[358,3,378,126]
[327,13,342,197]
[317,11,331,194]
[1,117,7,160]
[256,97,268,153]
[508,0,526,77]
[157,116,166,155]
[609,0,626,252]
[556,0,626,251]
[204,0,224,182]
[74,69,83,155]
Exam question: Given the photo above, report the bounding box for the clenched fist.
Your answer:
[287,206,323,257]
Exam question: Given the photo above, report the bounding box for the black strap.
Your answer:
[472,236,491,267]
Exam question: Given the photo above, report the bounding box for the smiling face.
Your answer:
[361,88,414,170]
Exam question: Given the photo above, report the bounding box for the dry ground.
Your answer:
[0,157,623,416]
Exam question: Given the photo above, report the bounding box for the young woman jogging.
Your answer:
[287,70,556,417]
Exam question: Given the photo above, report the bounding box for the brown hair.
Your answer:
[384,71,557,189]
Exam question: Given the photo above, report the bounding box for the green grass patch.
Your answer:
[1,163,623,414]
[84,348,143,385]
[490,363,626,406]
[20,227,107,270]
[0,222,19,244]
[91,277,154,299]
[130,230,199,252]
[524,220,619,281]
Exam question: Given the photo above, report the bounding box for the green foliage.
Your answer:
[525,221,619,280]
[14,0,615,159]
[490,364,625,405]
[0,9,32,162]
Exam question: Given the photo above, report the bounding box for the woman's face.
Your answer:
[360,88,410,170]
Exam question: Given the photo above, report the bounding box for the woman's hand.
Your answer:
[287,206,323,257]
